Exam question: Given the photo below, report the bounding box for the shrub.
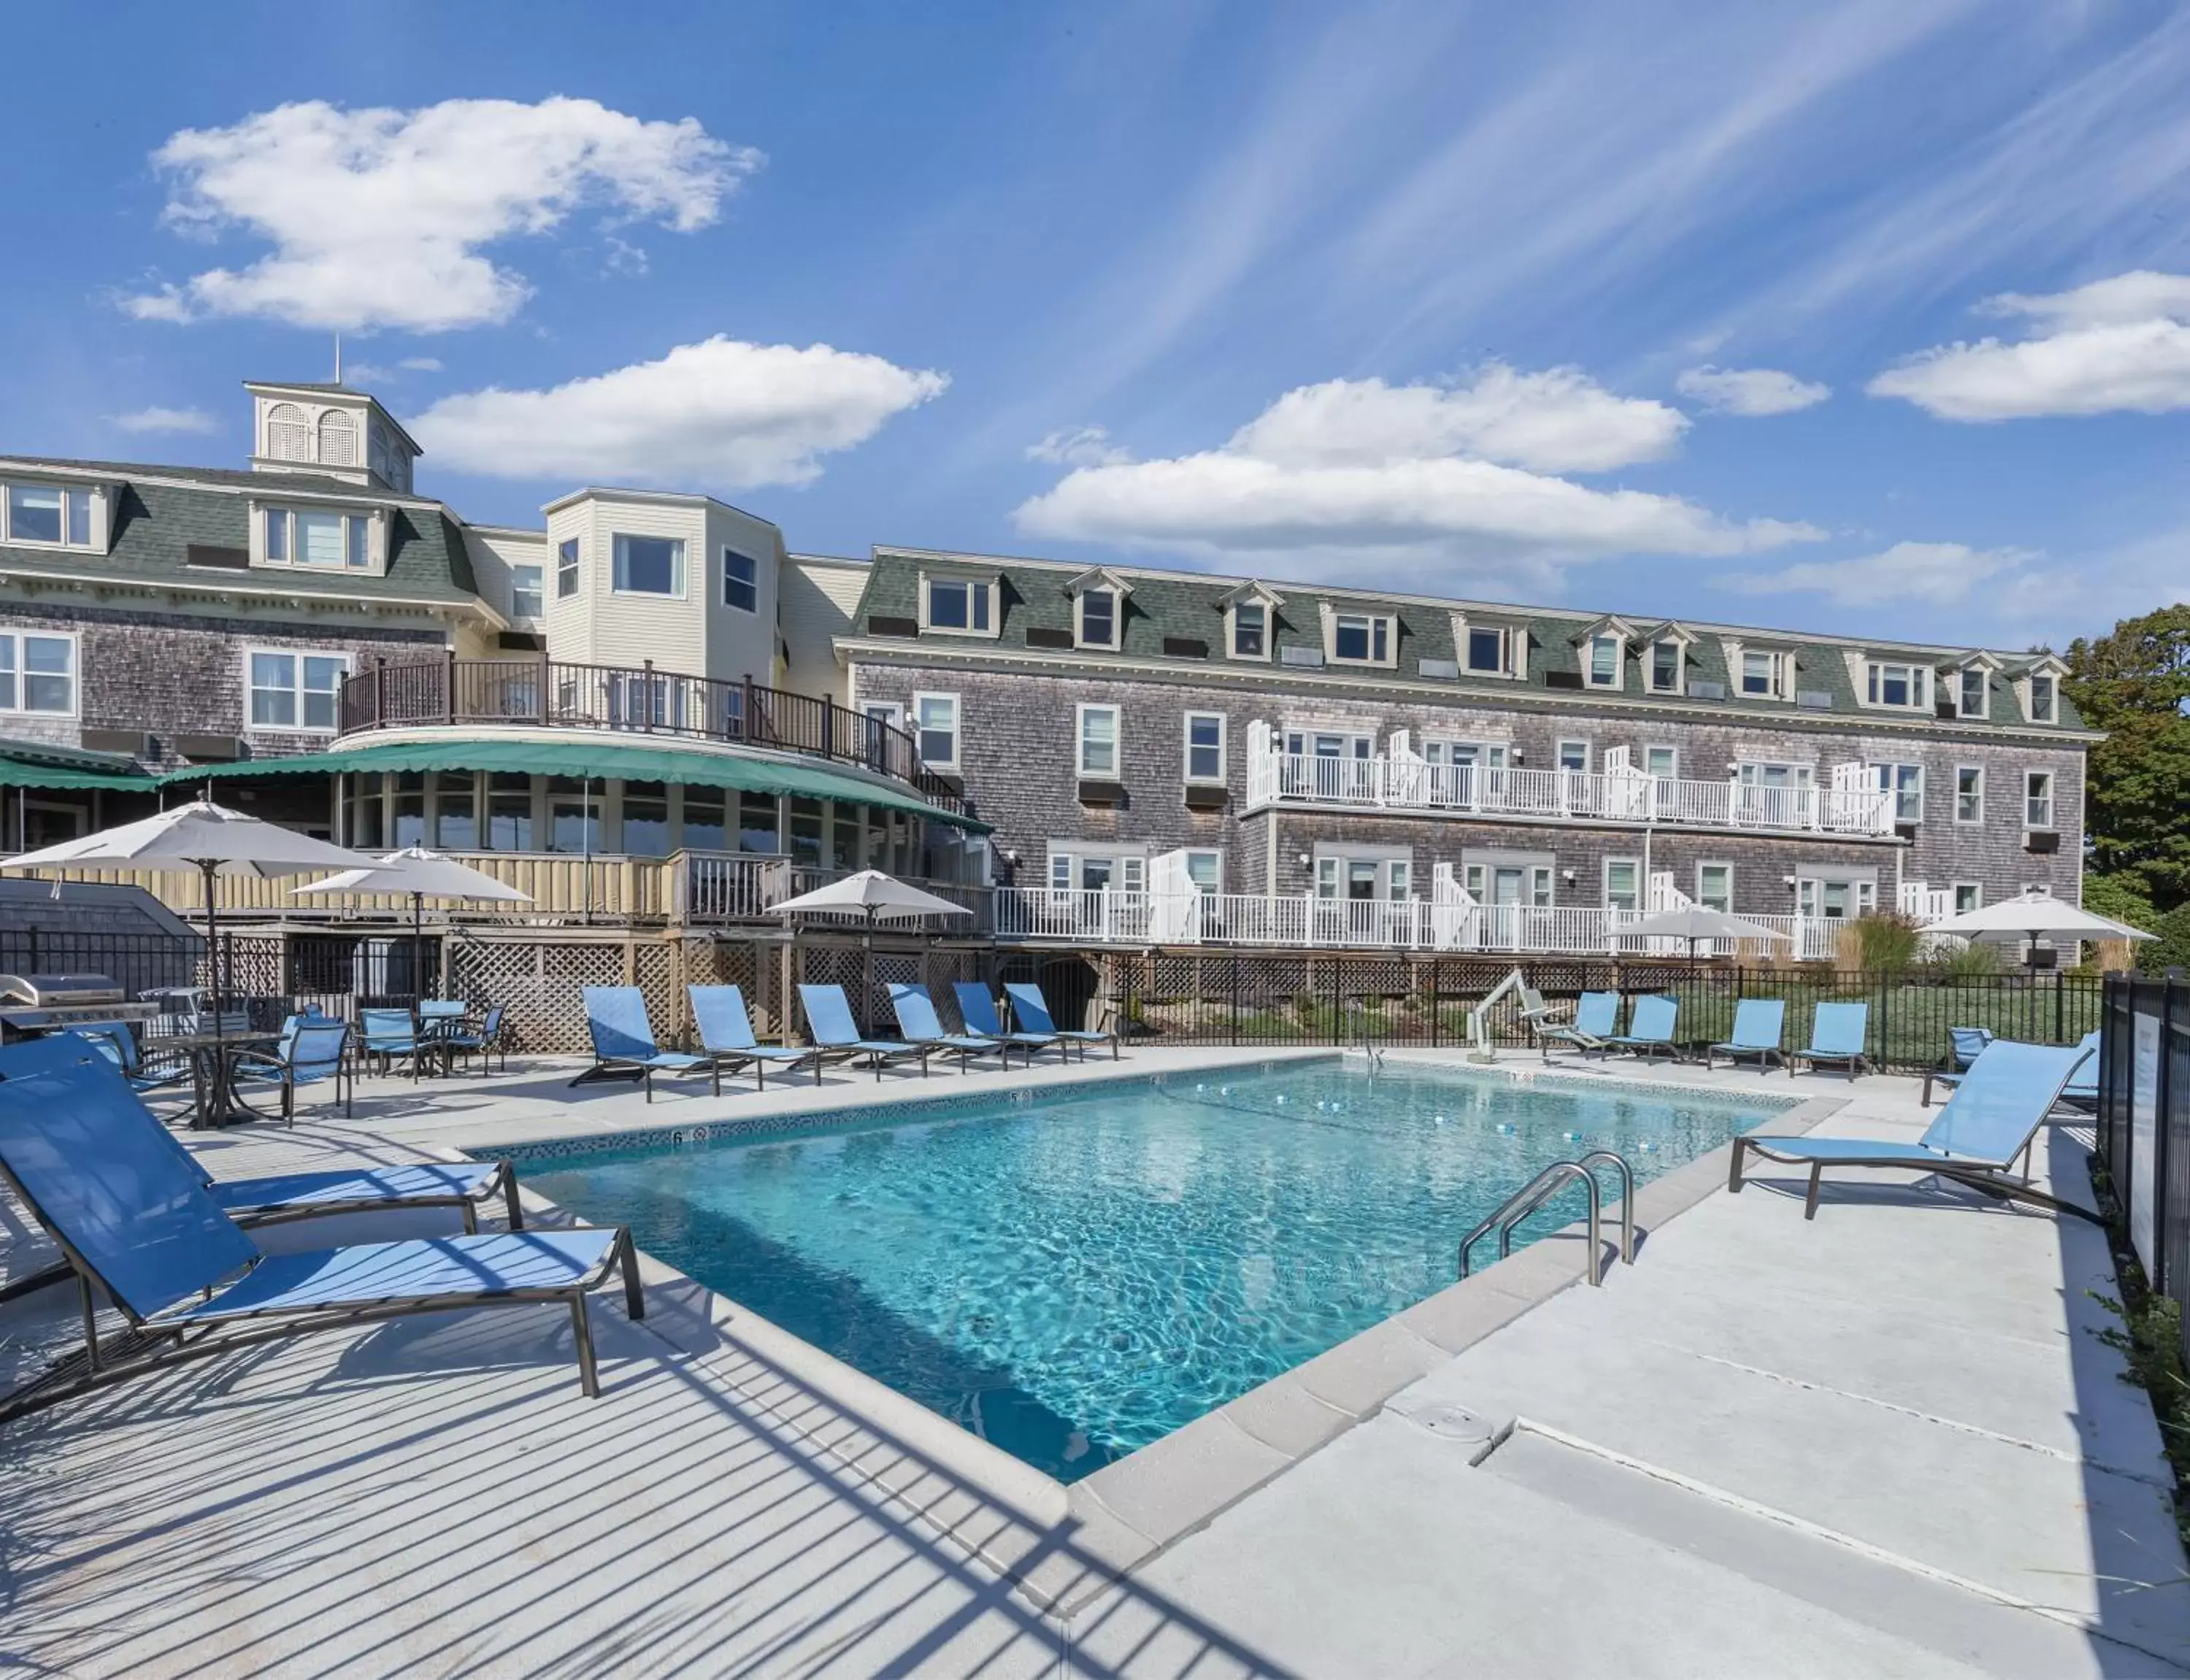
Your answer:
[2084,871,2160,933]
[1927,939,2003,980]
[1842,912,1923,975]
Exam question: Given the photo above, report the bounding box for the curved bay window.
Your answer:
[621,782,670,856]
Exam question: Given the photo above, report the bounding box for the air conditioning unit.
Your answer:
[1280,647,1325,668]
[1417,658,1459,679]
[1686,679,1726,700]
[1797,690,1833,709]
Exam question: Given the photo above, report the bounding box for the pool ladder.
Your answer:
[1457,1150,1634,1287]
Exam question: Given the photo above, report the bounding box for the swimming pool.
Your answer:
[518,1058,1783,1481]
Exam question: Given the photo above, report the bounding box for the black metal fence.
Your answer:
[1026,952,2105,1075]
[2096,973,2190,1315]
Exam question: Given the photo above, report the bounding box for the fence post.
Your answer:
[1876,967,1890,1073]
[2054,971,2065,1044]
[2156,972,2176,1295]
[1431,957,1440,1049]
[1229,952,1240,1047]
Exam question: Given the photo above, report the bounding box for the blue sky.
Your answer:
[5,0,2189,647]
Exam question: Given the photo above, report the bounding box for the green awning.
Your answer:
[0,758,158,791]
[158,737,990,832]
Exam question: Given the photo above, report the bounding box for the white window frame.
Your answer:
[919,574,999,638]
[1953,882,1983,914]
[1642,744,1679,780]
[1585,633,1623,688]
[1647,639,1683,694]
[1556,739,1591,773]
[1956,666,1989,720]
[2024,768,2055,831]
[1,481,99,552]
[1872,761,1924,823]
[1183,849,1223,893]
[610,532,686,598]
[863,701,904,732]
[1327,609,1395,668]
[1695,861,1734,913]
[256,504,380,573]
[1736,646,1794,701]
[510,564,543,620]
[1604,856,1641,913]
[1228,601,1270,661]
[1864,660,1932,711]
[244,646,350,734]
[0,628,79,717]
[556,536,580,599]
[1459,620,1519,678]
[1077,704,1122,778]
[2027,672,2059,724]
[912,691,961,771]
[1183,712,1226,784]
[1075,587,1119,650]
[722,547,759,614]
[1955,765,1983,825]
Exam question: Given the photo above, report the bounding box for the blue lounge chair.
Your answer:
[0,1036,642,1419]
[575,986,713,1100]
[1790,1002,1869,1079]
[1730,1039,2099,1221]
[889,982,1010,1072]
[688,985,823,1090]
[1921,1025,1997,1106]
[1004,982,1118,1060]
[2057,1030,2102,1109]
[799,985,932,1082]
[1705,999,1786,1071]
[1526,990,1618,1060]
[1607,995,1679,1063]
[231,1018,353,1124]
[954,982,1066,1062]
[64,1017,195,1101]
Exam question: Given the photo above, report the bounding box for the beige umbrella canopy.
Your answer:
[291,845,532,998]
[770,871,972,1031]
[1922,887,2153,967]
[1622,904,1792,964]
[4,797,380,1044]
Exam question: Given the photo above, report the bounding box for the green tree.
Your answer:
[2064,606,2190,911]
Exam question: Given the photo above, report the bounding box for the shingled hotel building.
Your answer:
[0,377,2091,956]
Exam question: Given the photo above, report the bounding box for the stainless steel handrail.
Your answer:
[1457,1148,1635,1285]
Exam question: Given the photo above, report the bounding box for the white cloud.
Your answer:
[412,336,948,488]
[1718,540,2031,606]
[1674,365,1829,416]
[1026,425,1131,468]
[1014,371,1816,575]
[123,98,757,332]
[400,357,442,372]
[1228,366,1686,473]
[107,405,218,436]
[1868,270,2190,420]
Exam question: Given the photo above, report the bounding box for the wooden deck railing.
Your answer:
[339,657,967,815]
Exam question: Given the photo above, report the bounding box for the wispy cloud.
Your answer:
[1719,539,2030,606]
[1675,366,1829,416]
[107,404,218,436]
[1026,425,1129,468]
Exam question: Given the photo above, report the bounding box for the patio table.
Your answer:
[150,1030,283,1129]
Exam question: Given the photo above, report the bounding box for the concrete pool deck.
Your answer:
[0,1046,2183,1676]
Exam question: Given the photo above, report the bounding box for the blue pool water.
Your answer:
[521,1060,1781,1481]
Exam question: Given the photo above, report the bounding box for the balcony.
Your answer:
[1244,726,1895,839]
[339,658,965,814]
[994,887,1844,960]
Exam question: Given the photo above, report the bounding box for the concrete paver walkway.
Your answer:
[0,1048,2179,1676]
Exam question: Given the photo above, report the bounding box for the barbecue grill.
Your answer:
[0,974,158,1041]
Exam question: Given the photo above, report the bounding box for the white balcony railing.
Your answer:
[991,888,1844,958]
[1245,744,1897,837]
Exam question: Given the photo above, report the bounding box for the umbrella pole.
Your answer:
[865,905,876,1036]
[201,858,223,1130]
[415,891,426,1006]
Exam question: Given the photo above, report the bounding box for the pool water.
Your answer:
[521,1060,1780,1481]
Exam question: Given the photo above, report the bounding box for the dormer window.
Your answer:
[1232,601,1267,659]
[1330,610,1392,666]
[1957,666,1989,719]
[1586,633,1622,687]
[922,574,997,636]
[1648,640,1682,693]
[1739,649,1792,699]
[1077,587,1117,649]
[1865,660,1930,710]
[2,482,98,550]
[1464,625,1513,675]
[258,504,375,571]
[2029,673,2056,723]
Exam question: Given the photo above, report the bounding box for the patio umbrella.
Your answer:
[770,870,972,1032]
[1621,904,1792,965]
[1921,888,2153,966]
[2,798,379,1063]
[289,845,531,1001]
